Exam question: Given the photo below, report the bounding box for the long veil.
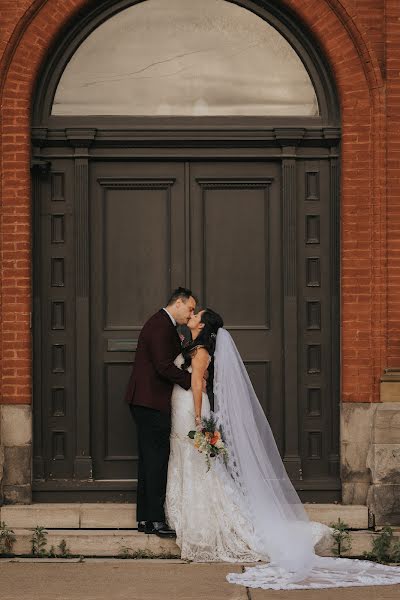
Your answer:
[213,328,400,590]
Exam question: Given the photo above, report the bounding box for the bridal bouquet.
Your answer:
[188,413,228,471]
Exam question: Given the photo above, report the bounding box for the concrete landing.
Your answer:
[1,561,399,600]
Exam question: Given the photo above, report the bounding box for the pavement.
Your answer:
[1,559,400,600]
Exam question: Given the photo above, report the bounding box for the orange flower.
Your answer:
[205,431,212,440]
[210,431,221,445]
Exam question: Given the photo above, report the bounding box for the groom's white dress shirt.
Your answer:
[163,307,176,327]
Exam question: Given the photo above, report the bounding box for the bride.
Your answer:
[165,308,400,590]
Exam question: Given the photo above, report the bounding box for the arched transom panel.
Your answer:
[52,0,319,117]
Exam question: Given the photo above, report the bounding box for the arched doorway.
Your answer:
[31,0,340,502]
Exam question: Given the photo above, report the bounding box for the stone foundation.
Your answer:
[0,405,32,505]
[341,392,400,526]
[340,402,375,505]
[367,402,400,525]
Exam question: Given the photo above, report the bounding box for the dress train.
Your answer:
[165,355,400,589]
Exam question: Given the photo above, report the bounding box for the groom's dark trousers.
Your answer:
[129,404,170,521]
[124,309,191,523]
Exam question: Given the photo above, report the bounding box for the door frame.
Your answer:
[31,0,341,502]
[32,138,340,502]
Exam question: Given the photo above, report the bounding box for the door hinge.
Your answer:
[29,311,32,329]
[298,467,303,481]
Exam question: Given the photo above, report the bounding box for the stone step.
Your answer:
[0,503,135,529]
[5,528,398,558]
[10,529,180,557]
[305,504,369,529]
[318,530,400,559]
[0,503,369,530]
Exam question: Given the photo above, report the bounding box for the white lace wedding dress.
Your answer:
[165,351,400,590]
[165,354,327,563]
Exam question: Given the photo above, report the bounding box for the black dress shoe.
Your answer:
[145,521,176,537]
[137,521,147,532]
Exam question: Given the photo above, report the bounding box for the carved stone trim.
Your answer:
[97,178,175,189]
[32,163,46,481]
[329,152,340,471]
[283,159,296,297]
[380,369,400,402]
[31,126,341,148]
[275,128,305,146]
[65,128,97,147]
[74,150,93,479]
[195,177,273,189]
[31,157,51,176]
[282,156,301,477]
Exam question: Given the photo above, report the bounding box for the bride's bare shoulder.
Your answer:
[190,346,210,364]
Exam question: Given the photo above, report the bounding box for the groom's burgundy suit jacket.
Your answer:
[124,309,191,414]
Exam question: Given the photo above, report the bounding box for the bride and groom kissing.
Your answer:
[124,287,400,590]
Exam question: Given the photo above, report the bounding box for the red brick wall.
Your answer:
[0,0,395,405]
[354,0,386,73]
[386,0,400,367]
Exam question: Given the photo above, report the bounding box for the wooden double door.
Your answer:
[33,157,340,501]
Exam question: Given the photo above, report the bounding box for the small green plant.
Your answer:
[57,539,71,558]
[363,526,400,564]
[391,540,400,563]
[371,526,392,562]
[34,538,71,558]
[330,518,352,557]
[0,521,16,555]
[31,526,48,557]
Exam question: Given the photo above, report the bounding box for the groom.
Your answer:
[125,287,196,537]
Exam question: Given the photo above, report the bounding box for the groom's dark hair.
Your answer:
[167,286,197,305]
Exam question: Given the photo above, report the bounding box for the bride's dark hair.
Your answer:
[181,308,224,408]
